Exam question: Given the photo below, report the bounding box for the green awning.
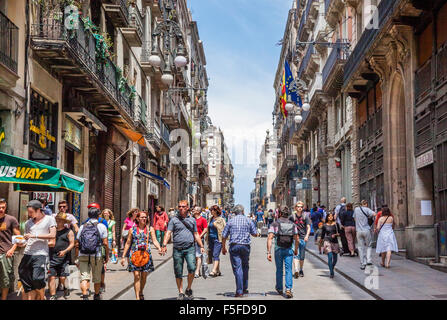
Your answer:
[0,151,60,186]
[0,151,85,193]
[14,171,85,193]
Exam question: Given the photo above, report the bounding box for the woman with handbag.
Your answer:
[321,212,341,278]
[121,210,163,300]
[207,205,226,277]
[376,207,398,268]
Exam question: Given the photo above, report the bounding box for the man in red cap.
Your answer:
[87,203,100,209]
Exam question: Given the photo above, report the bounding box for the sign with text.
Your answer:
[416,150,433,169]
[33,192,55,205]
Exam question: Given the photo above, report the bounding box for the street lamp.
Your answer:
[147,2,187,85]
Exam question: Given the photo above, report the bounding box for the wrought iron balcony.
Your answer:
[322,40,349,93]
[0,11,18,75]
[298,44,315,78]
[122,3,143,47]
[135,94,148,130]
[147,119,161,149]
[162,92,182,129]
[31,17,135,124]
[103,0,130,28]
[343,0,397,86]
[160,120,171,148]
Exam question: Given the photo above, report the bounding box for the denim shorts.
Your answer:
[293,239,307,260]
[173,246,196,279]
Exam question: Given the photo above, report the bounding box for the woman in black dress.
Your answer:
[321,212,341,278]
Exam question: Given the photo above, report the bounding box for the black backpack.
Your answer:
[276,221,295,249]
[79,221,101,255]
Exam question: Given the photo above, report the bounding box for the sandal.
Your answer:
[209,272,218,277]
[217,271,222,276]
[380,263,385,267]
[139,294,145,300]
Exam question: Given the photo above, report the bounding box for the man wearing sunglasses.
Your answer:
[162,200,205,300]
[52,200,79,234]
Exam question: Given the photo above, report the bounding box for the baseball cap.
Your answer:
[88,203,100,209]
[27,200,42,210]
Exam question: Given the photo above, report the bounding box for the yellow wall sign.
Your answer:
[30,115,56,149]
[0,127,5,146]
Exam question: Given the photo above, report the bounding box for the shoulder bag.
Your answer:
[359,207,375,227]
[335,223,343,249]
[131,227,150,267]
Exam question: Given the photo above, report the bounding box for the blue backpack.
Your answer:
[79,221,101,255]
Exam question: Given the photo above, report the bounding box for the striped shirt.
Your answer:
[222,214,257,245]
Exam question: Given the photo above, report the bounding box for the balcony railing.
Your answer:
[136,94,147,126]
[0,11,19,73]
[298,44,315,78]
[322,40,349,85]
[160,120,171,147]
[31,17,135,119]
[343,0,397,86]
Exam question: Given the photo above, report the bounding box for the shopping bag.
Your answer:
[201,253,209,279]
[111,247,118,264]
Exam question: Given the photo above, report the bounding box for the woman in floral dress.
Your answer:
[121,210,163,300]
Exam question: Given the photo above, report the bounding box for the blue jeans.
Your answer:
[293,239,306,261]
[208,237,223,261]
[274,247,294,291]
[328,252,338,276]
[229,244,250,295]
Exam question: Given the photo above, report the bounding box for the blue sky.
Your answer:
[188,0,293,211]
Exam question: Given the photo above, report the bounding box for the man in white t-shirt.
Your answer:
[75,207,109,300]
[18,200,56,300]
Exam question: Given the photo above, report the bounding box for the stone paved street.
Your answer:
[117,237,373,300]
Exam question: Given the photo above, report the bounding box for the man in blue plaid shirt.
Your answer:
[222,204,257,297]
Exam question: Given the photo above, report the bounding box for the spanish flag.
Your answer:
[280,69,287,118]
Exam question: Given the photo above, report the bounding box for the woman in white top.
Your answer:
[375,208,398,268]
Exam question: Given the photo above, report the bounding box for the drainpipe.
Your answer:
[23,0,30,147]
[435,223,440,263]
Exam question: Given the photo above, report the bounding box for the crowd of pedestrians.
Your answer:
[0,193,400,300]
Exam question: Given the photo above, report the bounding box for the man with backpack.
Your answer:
[74,207,109,300]
[353,200,376,270]
[267,206,299,298]
[289,201,311,278]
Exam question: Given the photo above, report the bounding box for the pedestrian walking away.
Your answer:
[75,206,109,300]
[153,206,169,246]
[340,203,357,257]
[320,212,341,278]
[207,205,226,277]
[48,212,75,300]
[192,206,208,278]
[221,204,257,297]
[121,210,162,300]
[376,208,398,268]
[101,209,117,264]
[162,200,205,300]
[267,206,299,299]
[289,201,311,278]
[18,200,56,300]
[254,206,265,236]
[0,199,21,300]
[353,200,376,269]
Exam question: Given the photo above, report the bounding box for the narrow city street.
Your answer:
[117,238,373,300]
